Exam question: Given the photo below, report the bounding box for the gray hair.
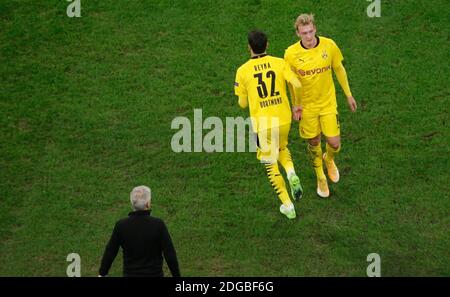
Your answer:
[130,186,151,211]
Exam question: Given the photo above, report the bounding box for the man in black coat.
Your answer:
[99,186,180,277]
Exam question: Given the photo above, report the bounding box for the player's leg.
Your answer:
[264,162,296,219]
[307,136,329,198]
[300,114,329,197]
[257,129,295,219]
[321,113,341,183]
[277,124,303,201]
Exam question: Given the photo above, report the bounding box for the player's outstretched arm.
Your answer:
[288,77,303,120]
[333,63,357,112]
[287,81,297,104]
[288,77,302,104]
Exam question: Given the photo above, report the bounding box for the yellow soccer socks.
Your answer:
[307,144,329,197]
[307,144,326,180]
[278,147,303,201]
[324,143,340,183]
[324,143,340,163]
[264,163,293,207]
[278,147,295,176]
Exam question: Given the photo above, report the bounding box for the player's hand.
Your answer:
[347,96,357,112]
[292,105,303,121]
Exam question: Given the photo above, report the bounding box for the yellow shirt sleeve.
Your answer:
[283,63,302,105]
[330,39,352,97]
[330,39,344,69]
[334,63,352,97]
[283,49,293,70]
[282,61,296,83]
[234,69,247,97]
[234,69,248,108]
[283,52,302,105]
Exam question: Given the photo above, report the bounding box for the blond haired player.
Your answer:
[234,30,303,219]
[284,14,357,197]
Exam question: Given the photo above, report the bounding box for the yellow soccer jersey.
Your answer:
[284,36,344,115]
[234,55,297,132]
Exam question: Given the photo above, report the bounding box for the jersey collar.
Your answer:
[128,210,151,216]
[300,36,320,50]
[251,54,268,59]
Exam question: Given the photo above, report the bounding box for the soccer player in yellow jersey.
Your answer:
[284,14,357,198]
[234,30,304,219]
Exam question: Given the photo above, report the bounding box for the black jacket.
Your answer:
[99,210,180,277]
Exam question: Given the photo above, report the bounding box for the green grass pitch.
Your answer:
[0,0,449,276]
